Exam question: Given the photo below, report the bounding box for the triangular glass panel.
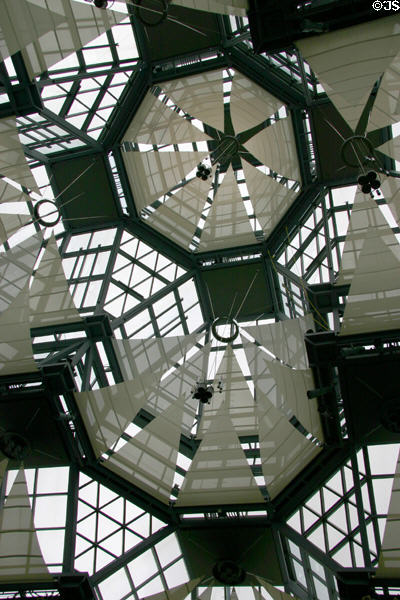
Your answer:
[100,529,123,556]
[328,505,348,534]
[130,513,150,538]
[75,534,93,557]
[332,544,352,567]
[287,511,301,533]
[99,485,119,508]
[302,507,319,531]
[326,471,344,497]
[101,497,124,523]
[307,525,327,552]
[77,513,97,542]
[326,523,345,551]
[95,547,114,571]
[124,530,143,553]
[97,514,121,541]
[322,487,339,511]
[305,492,322,516]
[347,500,360,531]
[77,501,94,521]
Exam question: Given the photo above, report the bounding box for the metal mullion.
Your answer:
[173,286,189,334]
[76,247,100,309]
[110,277,144,304]
[305,481,355,539]
[327,191,342,267]
[123,253,140,314]
[91,525,176,586]
[350,454,371,567]
[112,270,196,329]
[158,312,182,337]
[363,447,382,559]
[71,235,94,293]
[68,274,104,286]
[94,229,123,314]
[119,247,173,287]
[151,544,168,591]
[40,107,103,150]
[341,480,355,561]
[148,304,161,337]
[30,469,38,526]
[275,258,304,285]
[300,506,306,535]
[94,481,101,575]
[286,220,325,270]
[59,80,81,118]
[124,565,138,600]
[65,244,115,259]
[300,549,318,600]
[63,465,79,572]
[91,342,110,389]
[38,62,138,87]
[318,486,329,556]
[81,344,95,391]
[35,340,87,366]
[313,211,323,281]
[82,74,114,132]
[106,29,119,65]
[69,248,89,281]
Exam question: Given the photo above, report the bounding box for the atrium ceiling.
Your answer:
[0,2,400,600]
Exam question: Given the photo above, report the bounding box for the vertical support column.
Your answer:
[363,447,381,557]
[63,464,80,573]
[350,453,372,568]
[264,256,284,319]
[320,191,341,332]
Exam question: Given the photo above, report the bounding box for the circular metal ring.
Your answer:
[34,200,61,227]
[381,399,400,433]
[211,316,239,343]
[0,432,31,461]
[340,135,375,168]
[215,135,240,163]
[212,560,246,585]
[134,0,169,27]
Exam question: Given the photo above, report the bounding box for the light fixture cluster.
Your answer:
[85,0,111,8]
[192,380,223,404]
[357,170,381,195]
[196,162,212,181]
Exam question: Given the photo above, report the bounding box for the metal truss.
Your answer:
[1,5,400,600]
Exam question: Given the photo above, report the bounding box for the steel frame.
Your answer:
[1,5,400,600]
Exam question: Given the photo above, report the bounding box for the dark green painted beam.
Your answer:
[90,525,177,587]
[229,45,307,108]
[40,107,103,150]
[291,106,315,186]
[0,53,43,118]
[271,443,354,520]
[101,64,151,148]
[152,54,229,84]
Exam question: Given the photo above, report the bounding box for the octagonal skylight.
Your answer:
[121,69,301,252]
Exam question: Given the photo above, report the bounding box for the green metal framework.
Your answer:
[0,4,400,600]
